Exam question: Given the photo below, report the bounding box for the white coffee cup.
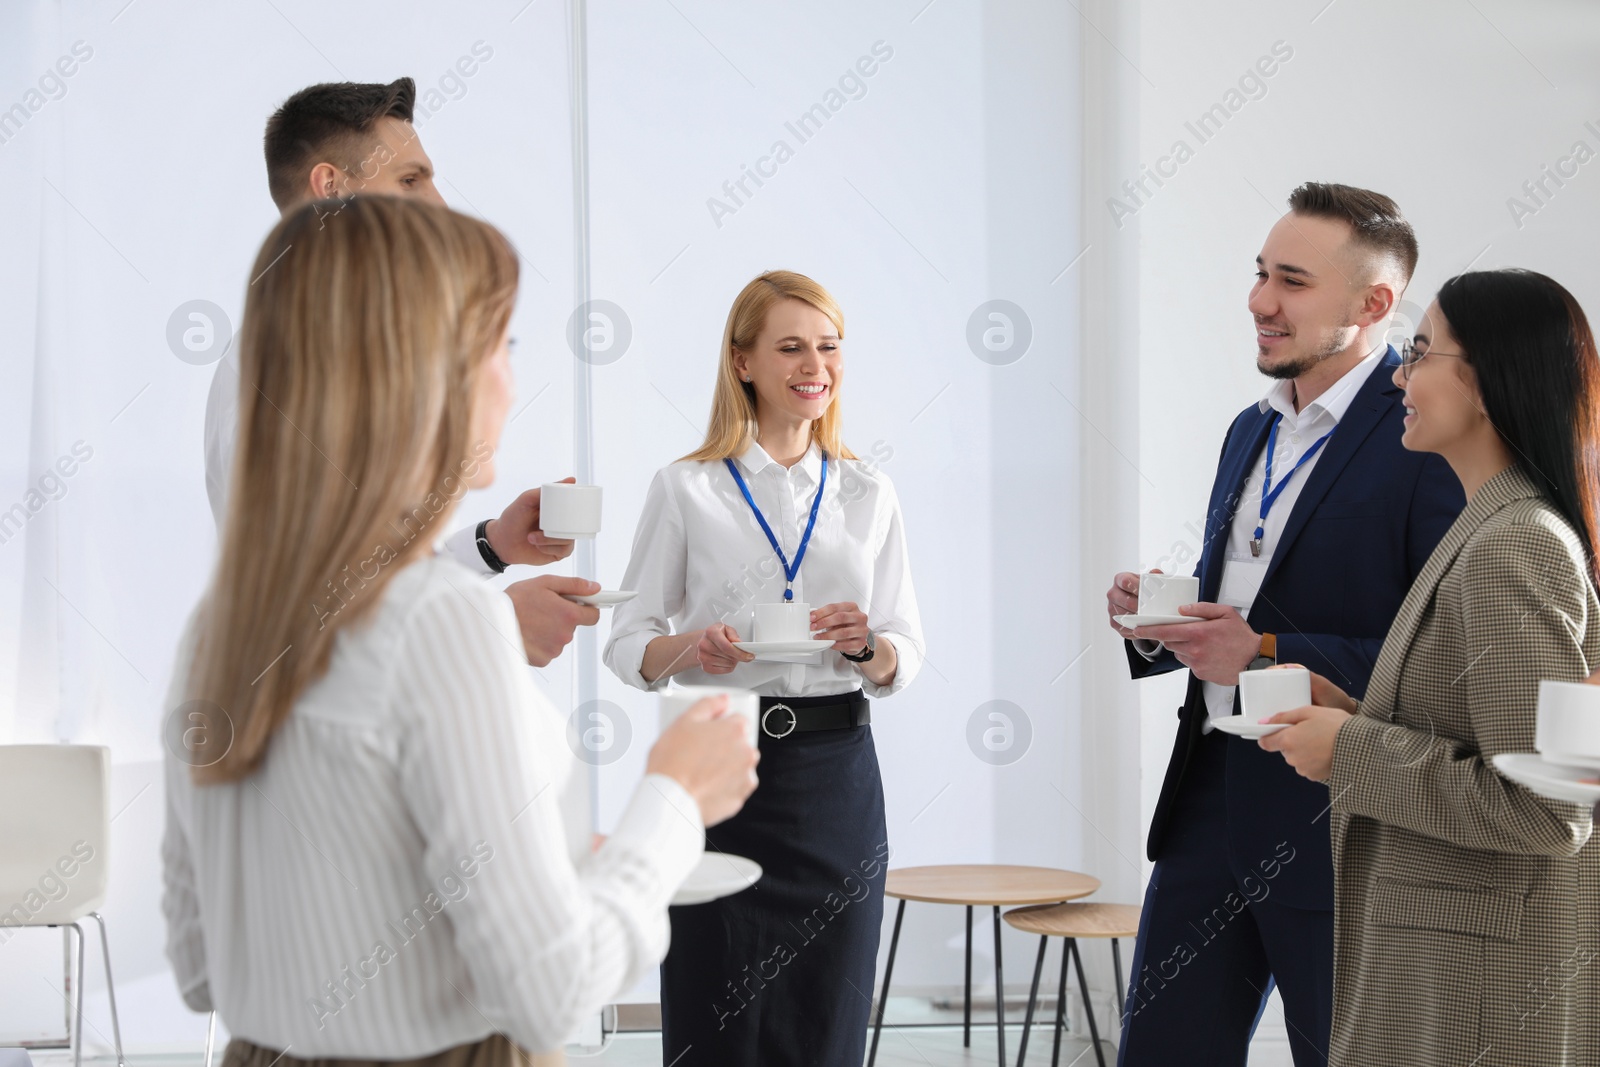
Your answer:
[1536,679,1600,766]
[1237,667,1311,723]
[539,483,603,539]
[660,685,759,747]
[1139,573,1200,617]
[752,601,812,643]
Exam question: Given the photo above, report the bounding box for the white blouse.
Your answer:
[161,554,704,1057]
[604,440,924,699]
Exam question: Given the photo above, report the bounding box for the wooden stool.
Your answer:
[867,865,1100,1067]
[1002,902,1141,1067]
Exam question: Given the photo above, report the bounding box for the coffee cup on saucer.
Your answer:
[1238,666,1311,723]
[752,601,812,643]
[1138,573,1200,618]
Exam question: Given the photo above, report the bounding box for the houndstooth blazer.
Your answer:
[1324,464,1600,1066]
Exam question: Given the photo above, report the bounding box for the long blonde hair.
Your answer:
[187,196,518,782]
[682,270,857,462]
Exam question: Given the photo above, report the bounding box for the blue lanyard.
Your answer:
[724,450,829,601]
[1251,416,1334,556]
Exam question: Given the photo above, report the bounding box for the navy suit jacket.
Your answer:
[1127,348,1465,910]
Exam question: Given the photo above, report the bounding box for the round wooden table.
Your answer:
[867,865,1101,1067]
[1004,902,1142,1067]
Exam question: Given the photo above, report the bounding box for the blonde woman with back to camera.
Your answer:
[160,197,757,1067]
[605,270,925,1066]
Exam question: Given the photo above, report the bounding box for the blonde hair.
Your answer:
[682,270,857,462]
[187,196,518,782]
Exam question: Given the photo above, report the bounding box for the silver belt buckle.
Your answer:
[761,703,797,739]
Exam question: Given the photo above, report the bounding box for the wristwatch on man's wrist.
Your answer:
[841,631,877,663]
[1247,632,1276,672]
[475,519,509,574]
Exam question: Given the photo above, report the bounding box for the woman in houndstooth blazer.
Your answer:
[1260,269,1600,1066]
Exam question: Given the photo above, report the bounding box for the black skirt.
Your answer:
[660,702,888,1067]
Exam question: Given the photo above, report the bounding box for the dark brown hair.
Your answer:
[1287,181,1419,285]
[1437,269,1600,586]
[263,78,416,210]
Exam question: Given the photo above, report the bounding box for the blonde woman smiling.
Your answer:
[605,270,925,1066]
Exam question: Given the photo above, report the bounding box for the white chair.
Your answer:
[0,745,123,1067]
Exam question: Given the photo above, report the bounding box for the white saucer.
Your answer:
[1536,750,1600,772]
[732,639,836,656]
[672,852,763,906]
[1210,716,1289,739]
[562,590,638,607]
[1493,753,1600,805]
[1114,613,1202,628]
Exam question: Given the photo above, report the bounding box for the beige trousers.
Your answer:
[222,1035,565,1067]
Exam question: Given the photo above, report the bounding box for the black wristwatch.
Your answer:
[841,631,877,663]
[474,519,508,574]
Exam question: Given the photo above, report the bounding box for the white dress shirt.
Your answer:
[1142,351,1384,729]
[205,358,492,572]
[604,440,924,699]
[161,553,704,1056]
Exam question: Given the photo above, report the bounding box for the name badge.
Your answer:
[1217,552,1268,620]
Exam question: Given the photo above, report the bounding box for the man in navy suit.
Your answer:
[1103,183,1465,1066]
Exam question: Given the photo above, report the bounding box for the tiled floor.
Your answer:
[579,1026,1108,1065]
[574,991,1115,1065]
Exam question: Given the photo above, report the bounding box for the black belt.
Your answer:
[758,690,871,738]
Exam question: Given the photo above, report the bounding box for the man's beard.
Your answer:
[1259,352,1318,380]
[1256,327,1348,380]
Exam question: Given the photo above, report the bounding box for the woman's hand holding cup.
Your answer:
[646,695,760,827]
[697,623,754,674]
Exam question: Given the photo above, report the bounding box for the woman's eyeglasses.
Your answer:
[1399,340,1468,381]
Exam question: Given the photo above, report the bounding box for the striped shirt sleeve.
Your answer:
[159,610,213,1012]
[391,572,703,1052]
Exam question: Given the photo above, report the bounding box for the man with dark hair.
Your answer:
[1103,182,1465,1065]
[206,78,598,667]
[1285,182,1419,282]
[262,78,439,210]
